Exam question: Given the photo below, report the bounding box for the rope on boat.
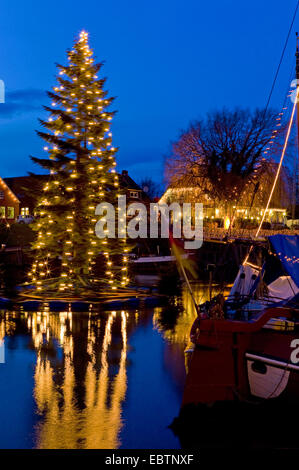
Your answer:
[264,1,299,113]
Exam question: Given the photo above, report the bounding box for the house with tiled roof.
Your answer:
[4,171,150,220]
[0,177,20,222]
[119,170,150,205]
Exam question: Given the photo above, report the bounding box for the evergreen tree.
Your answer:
[29,31,129,295]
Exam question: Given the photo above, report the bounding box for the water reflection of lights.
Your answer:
[0,311,17,338]
[0,308,129,449]
[153,284,229,344]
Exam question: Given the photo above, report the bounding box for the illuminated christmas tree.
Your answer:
[29,31,129,295]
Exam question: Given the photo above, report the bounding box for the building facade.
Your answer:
[4,171,149,220]
[159,185,288,227]
[0,177,20,222]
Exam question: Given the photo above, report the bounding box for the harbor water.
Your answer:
[0,283,216,449]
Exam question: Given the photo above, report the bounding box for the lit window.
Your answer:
[21,207,29,216]
[7,207,14,219]
[0,191,4,200]
[0,207,5,217]
[130,191,139,198]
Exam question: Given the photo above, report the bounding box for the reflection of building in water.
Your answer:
[153,284,229,344]
[152,284,230,389]
[151,286,208,390]
[22,309,128,449]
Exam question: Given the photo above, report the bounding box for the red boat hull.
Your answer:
[183,308,299,405]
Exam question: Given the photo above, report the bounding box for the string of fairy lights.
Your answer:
[261,69,295,160]
[234,71,296,226]
[29,30,129,293]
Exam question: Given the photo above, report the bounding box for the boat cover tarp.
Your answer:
[269,235,299,288]
[228,264,260,298]
[267,276,299,300]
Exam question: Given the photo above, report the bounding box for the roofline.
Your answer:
[0,177,20,203]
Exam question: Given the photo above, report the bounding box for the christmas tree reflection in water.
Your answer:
[0,306,183,449]
[25,309,128,449]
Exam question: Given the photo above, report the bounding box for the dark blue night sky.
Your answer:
[0,0,298,184]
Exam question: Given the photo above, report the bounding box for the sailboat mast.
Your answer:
[294,33,299,220]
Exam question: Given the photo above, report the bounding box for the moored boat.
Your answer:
[183,234,299,405]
